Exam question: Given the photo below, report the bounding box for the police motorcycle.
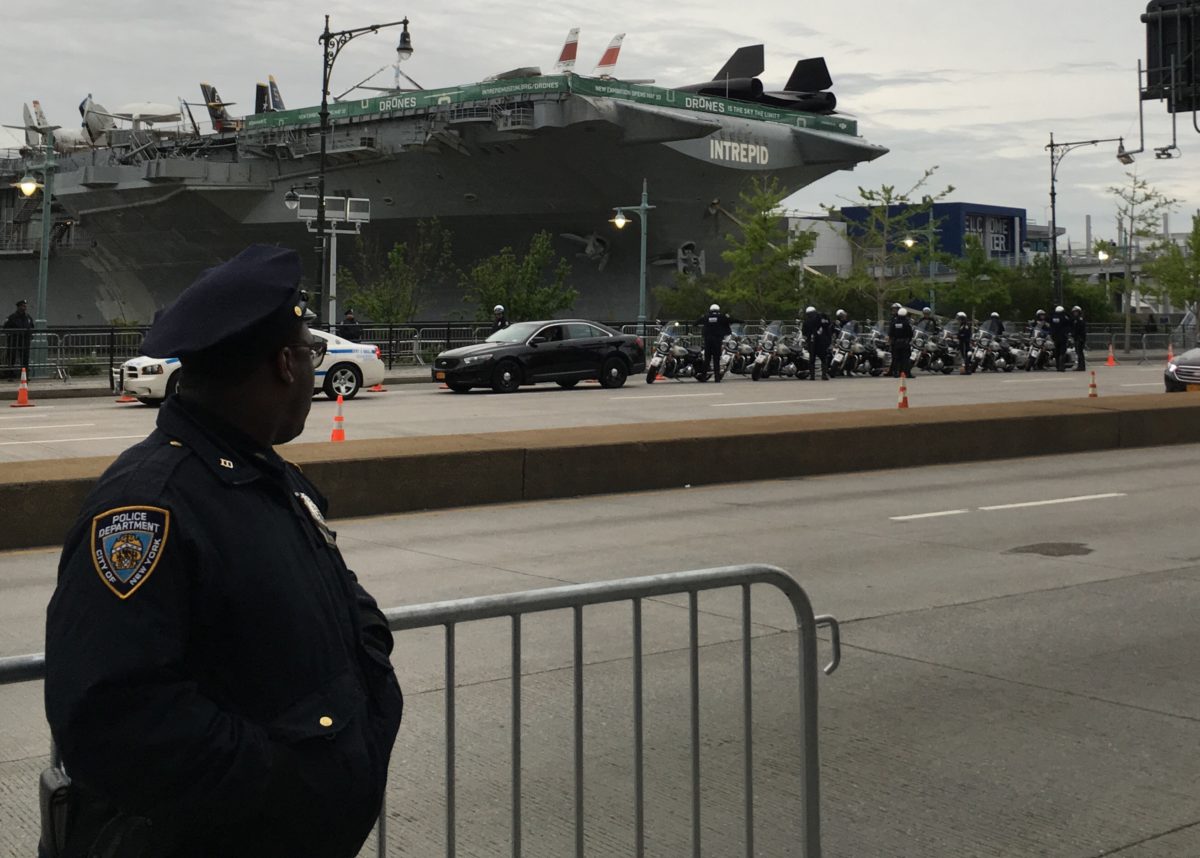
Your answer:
[973,328,1016,372]
[645,322,710,383]
[909,322,943,374]
[1019,320,1052,370]
[830,320,869,376]
[864,324,892,376]
[750,321,789,380]
[778,326,813,379]
[723,324,756,376]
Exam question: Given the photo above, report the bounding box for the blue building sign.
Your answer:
[839,202,1027,262]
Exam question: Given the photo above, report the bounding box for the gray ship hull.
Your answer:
[1,79,885,325]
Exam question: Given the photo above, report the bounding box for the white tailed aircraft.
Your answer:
[18,97,116,152]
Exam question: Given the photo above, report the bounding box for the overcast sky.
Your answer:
[5,0,1196,247]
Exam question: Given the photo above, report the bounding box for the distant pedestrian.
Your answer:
[1071,305,1087,371]
[3,299,34,379]
[888,307,913,377]
[696,303,738,381]
[491,304,509,333]
[339,308,364,342]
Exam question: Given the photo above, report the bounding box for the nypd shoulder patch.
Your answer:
[90,506,170,599]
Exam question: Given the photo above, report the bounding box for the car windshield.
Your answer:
[486,322,542,344]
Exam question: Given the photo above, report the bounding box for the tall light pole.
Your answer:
[317,15,412,323]
[16,125,58,378]
[1046,132,1127,309]
[611,179,655,337]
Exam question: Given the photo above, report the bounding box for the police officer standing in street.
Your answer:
[698,302,737,381]
[43,246,404,858]
[801,305,834,380]
[1048,304,1071,371]
[888,306,913,377]
[955,311,974,374]
[491,304,509,333]
[3,298,34,379]
[1071,305,1087,370]
[339,307,364,342]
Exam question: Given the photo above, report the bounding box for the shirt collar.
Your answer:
[156,396,287,484]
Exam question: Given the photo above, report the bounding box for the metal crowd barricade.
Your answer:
[0,565,840,858]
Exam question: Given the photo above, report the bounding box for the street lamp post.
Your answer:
[317,15,412,323]
[611,179,655,337]
[15,125,58,378]
[1046,132,1127,309]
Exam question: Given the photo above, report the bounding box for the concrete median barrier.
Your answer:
[2,394,1199,551]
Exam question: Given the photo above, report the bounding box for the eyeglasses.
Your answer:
[288,339,327,367]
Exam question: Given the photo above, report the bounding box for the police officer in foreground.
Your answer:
[801,305,834,380]
[888,307,913,377]
[1048,304,1071,371]
[697,302,737,381]
[43,246,403,858]
[491,303,509,333]
[1071,305,1087,370]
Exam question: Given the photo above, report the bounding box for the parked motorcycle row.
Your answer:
[645,319,1075,383]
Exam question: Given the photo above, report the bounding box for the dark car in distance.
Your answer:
[1164,347,1200,392]
[432,320,646,393]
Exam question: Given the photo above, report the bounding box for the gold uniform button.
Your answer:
[319,716,334,728]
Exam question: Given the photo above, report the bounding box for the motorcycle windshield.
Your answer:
[761,321,782,344]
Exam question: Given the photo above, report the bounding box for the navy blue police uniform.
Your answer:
[888,313,913,377]
[1071,309,1087,370]
[802,311,834,379]
[697,308,737,381]
[43,246,403,858]
[957,318,974,372]
[1048,308,1071,371]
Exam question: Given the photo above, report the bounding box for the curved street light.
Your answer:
[315,15,413,322]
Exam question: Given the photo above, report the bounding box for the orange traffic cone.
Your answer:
[897,372,909,409]
[1105,344,1118,367]
[115,390,137,403]
[1088,370,1098,398]
[330,394,346,442]
[368,382,386,392]
[10,367,34,408]
[1167,342,1175,363]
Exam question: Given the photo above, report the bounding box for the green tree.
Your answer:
[651,272,724,321]
[338,219,455,323]
[714,176,816,318]
[821,167,954,321]
[462,231,577,321]
[940,236,1006,320]
[1107,170,1178,347]
[1142,212,1200,312]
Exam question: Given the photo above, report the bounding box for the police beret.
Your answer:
[140,245,305,358]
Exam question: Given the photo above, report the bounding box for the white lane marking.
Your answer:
[1120,383,1163,387]
[890,509,971,521]
[711,398,836,407]
[0,434,143,447]
[2,423,95,431]
[613,393,724,400]
[0,409,59,418]
[1000,378,1080,383]
[978,492,1126,512]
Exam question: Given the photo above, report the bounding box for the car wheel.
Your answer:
[491,361,522,393]
[136,397,163,407]
[166,371,180,399]
[557,379,580,389]
[324,363,363,400]
[599,356,628,389]
[447,381,472,393]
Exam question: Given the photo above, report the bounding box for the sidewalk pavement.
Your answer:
[2,366,435,400]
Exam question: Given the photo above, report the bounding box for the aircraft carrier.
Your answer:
[0,64,886,325]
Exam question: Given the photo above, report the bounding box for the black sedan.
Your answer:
[1164,347,1200,392]
[432,320,646,393]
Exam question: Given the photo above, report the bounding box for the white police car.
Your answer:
[114,329,385,405]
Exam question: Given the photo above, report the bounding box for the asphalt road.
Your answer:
[0,363,1172,463]
[3,444,1200,856]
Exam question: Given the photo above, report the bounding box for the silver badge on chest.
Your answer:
[295,492,337,546]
